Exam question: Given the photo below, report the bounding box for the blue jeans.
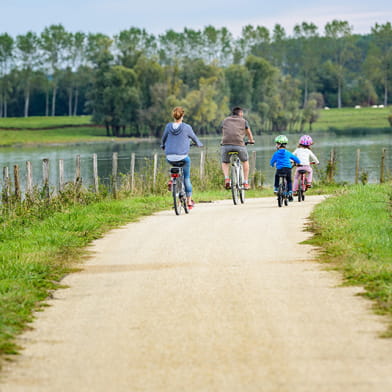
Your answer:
[167,156,192,197]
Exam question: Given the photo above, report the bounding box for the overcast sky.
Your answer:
[1,0,391,38]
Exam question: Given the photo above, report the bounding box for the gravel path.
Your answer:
[2,196,392,392]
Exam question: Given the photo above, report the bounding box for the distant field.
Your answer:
[315,106,391,131]
[0,127,110,146]
[0,116,92,129]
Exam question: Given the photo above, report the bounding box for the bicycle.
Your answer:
[277,173,289,207]
[168,161,189,215]
[295,162,315,202]
[228,142,254,205]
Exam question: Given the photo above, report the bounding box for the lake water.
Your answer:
[0,130,391,190]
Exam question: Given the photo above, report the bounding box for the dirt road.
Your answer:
[1,196,392,392]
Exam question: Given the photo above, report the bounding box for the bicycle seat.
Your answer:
[171,160,186,167]
[228,151,239,155]
[298,169,308,174]
[170,167,181,174]
[278,173,289,177]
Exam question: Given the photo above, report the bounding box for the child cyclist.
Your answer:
[292,135,319,195]
[270,135,300,201]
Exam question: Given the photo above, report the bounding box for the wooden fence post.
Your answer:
[112,152,118,198]
[355,148,360,184]
[153,152,158,190]
[380,148,386,184]
[93,154,99,193]
[26,161,33,199]
[75,155,81,191]
[2,167,10,204]
[199,150,205,180]
[327,149,336,183]
[13,165,21,201]
[130,153,135,192]
[250,150,257,179]
[59,159,64,192]
[42,159,50,199]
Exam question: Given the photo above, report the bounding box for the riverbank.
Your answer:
[0,107,390,146]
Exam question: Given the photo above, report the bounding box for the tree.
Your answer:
[292,22,320,106]
[202,26,233,65]
[224,64,252,109]
[371,22,392,105]
[16,32,41,117]
[90,65,140,136]
[40,24,71,116]
[134,56,164,108]
[235,25,270,63]
[0,33,14,117]
[115,27,156,68]
[324,20,356,108]
[181,76,229,134]
[245,55,278,115]
[270,24,287,71]
[301,99,319,130]
[158,30,185,65]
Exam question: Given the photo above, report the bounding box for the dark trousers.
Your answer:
[274,167,293,192]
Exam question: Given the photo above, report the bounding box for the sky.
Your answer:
[1,0,392,38]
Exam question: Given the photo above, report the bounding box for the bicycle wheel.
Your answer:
[239,165,245,204]
[172,181,182,215]
[297,186,303,203]
[284,179,289,206]
[277,180,284,207]
[181,184,189,214]
[230,164,239,205]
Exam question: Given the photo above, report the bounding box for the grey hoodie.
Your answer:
[161,122,203,156]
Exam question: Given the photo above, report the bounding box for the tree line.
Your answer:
[0,21,391,136]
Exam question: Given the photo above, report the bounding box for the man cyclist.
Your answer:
[220,106,255,189]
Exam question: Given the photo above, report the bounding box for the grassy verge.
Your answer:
[306,184,392,336]
[315,106,391,131]
[0,193,171,360]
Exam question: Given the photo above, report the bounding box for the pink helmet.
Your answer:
[299,135,313,146]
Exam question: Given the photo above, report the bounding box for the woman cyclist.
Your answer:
[161,107,203,209]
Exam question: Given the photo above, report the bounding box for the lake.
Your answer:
[0,130,390,190]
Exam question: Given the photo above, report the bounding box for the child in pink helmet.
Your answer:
[292,135,319,194]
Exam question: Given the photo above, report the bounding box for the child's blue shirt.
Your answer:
[270,148,300,169]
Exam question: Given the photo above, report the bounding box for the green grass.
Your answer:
[306,184,392,336]
[0,127,111,146]
[0,116,92,129]
[315,107,391,131]
[0,192,173,360]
